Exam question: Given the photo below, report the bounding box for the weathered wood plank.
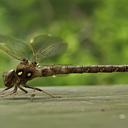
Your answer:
[0,86,128,128]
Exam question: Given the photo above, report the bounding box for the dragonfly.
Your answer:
[0,34,128,97]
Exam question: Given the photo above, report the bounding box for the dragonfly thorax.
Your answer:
[15,59,39,82]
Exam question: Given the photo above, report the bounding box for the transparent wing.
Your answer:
[0,35,32,60]
[30,34,67,62]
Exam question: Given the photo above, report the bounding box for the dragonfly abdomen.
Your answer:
[41,65,128,77]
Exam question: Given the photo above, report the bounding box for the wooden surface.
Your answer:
[0,86,128,128]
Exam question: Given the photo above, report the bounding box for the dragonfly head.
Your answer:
[3,69,17,88]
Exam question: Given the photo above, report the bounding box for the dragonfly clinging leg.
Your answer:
[23,84,58,98]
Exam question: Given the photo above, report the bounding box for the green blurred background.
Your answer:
[0,0,128,87]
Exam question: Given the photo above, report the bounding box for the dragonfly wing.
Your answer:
[30,34,67,62]
[0,35,32,60]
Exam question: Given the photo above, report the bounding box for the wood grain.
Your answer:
[0,86,128,128]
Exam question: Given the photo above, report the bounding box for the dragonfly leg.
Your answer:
[1,85,18,97]
[9,85,18,95]
[19,86,28,93]
[0,86,13,95]
[1,86,13,92]
[23,84,58,98]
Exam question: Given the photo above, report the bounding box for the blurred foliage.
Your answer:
[0,0,128,87]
